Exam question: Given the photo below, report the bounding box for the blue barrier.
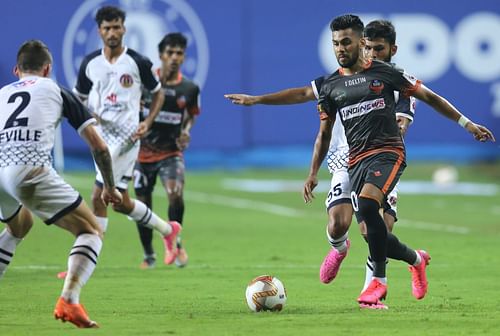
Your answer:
[1,0,499,167]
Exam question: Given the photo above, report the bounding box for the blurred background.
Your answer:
[1,0,499,171]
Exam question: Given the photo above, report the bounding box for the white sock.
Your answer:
[326,229,348,254]
[413,250,422,266]
[95,216,108,233]
[0,229,22,279]
[61,233,102,304]
[362,256,374,292]
[129,200,172,236]
[374,276,387,285]
[363,256,390,291]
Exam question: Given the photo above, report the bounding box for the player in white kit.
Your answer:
[69,6,181,275]
[0,40,122,328]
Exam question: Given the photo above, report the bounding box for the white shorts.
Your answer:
[324,168,399,219]
[95,140,140,190]
[0,165,81,224]
[385,183,398,219]
[324,168,352,210]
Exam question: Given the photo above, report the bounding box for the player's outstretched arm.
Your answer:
[412,84,495,142]
[80,125,123,205]
[303,118,334,203]
[225,86,315,106]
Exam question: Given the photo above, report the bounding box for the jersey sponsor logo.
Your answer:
[164,88,176,96]
[339,98,386,120]
[63,0,209,89]
[106,93,118,104]
[344,77,367,87]
[120,74,134,88]
[143,109,182,125]
[369,80,384,94]
[333,90,347,105]
[155,111,182,124]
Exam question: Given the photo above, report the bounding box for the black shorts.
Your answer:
[349,150,406,207]
[133,156,185,195]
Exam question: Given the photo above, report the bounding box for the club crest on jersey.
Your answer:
[62,0,209,89]
[177,96,187,109]
[369,80,384,94]
[120,74,133,88]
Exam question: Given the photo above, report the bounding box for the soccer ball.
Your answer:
[245,275,287,312]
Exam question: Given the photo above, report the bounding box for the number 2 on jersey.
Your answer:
[4,91,30,129]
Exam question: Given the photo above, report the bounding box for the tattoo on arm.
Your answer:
[92,148,115,188]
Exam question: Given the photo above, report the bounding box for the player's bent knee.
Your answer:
[111,202,131,214]
[328,207,352,235]
[7,208,33,238]
[91,193,106,210]
[54,203,102,236]
[328,216,350,234]
[357,197,380,218]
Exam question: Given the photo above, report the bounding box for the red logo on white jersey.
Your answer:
[106,93,117,103]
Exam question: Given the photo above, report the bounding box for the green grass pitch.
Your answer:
[0,163,499,335]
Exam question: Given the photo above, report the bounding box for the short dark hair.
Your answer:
[158,33,188,53]
[329,14,364,36]
[364,20,396,45]
[95,6,126,26]
[16,40,52,72]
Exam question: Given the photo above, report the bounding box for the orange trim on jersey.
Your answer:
[401,80,422,98]
[138,150,183,163]
[381,151,405,194]
[188,106,200,116]
[362,59,373,70]
[156,68,183,85]
[337,60,372,76]
[349,148,404,167]
[358,194,382,207]
[317,104,330,120]
[319,112,329,120]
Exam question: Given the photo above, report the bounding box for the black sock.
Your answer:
[386,232,417,264]
[136,224,154,256]
[358,197,387,278]
[168,201,184,224]
[169,200,185,249]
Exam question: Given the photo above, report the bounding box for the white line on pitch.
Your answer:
[396,219,470,235]
[185,191,303,217]
[63,174,471,234]
[10,263,453,271]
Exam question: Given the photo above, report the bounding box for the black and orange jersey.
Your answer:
[139,72,200,163]
[317,60,421,167]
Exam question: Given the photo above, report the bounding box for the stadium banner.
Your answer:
[1,0,498,165]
